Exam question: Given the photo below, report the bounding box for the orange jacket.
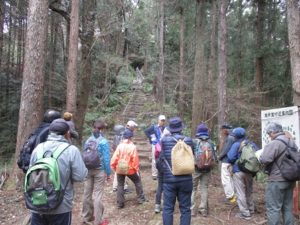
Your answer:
[110,139,140,175]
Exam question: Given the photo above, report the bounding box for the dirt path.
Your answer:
[0,168,269,225]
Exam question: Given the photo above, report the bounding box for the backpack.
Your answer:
[17,124,49,173]
[236,140,260,175]
[171,137,195,175]
[275,139,300,181]
[82,137,103,169]
[24,143,70,211]
[195,139,215,170]
[116,144,130,175]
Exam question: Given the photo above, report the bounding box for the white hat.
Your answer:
[126,120,138,127]
[158,115,166,121]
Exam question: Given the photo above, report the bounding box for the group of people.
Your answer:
[21,109,298,225]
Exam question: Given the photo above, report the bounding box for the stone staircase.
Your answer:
[116,85,160,170]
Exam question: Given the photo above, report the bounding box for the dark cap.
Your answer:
[221,124,232,129]
[123,128,134,139]
[49,118,70,135]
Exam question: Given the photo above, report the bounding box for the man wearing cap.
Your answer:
[144,115,166,180]
[29,118,87,225]
[218,124,236,203]
[82,120,111,225]
[191,123,216,217]
[260,122,297,225]
[111,128,147,209]
[160,117,193,225]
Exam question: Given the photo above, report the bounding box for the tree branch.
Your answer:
[49,2,70,24]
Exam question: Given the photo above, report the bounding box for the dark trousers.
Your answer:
[155,173,163,205]
[117,172,145,207]
[31,212,71,225]
[162,180,193,225]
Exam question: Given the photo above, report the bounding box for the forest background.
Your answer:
[0,0,299,177]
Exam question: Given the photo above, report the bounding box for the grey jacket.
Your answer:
[260,133,297,181]
[30,133,88,214]
[219,134,235,162]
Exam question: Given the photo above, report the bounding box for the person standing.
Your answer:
[144,115,166,180]
[191,123,216,217]
[29,119,87,225]
[218,124,236,203]
[110,129,147,209]
[227,127,254,221]
[160,117,193,225]
[260,122,296,225]
[82,120,111,225]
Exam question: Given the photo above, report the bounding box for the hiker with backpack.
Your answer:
[112,120,138,193]
[25,118,87,225]
[81,120,111,225]
[260,122,298,225]
[218,124,237,204]
[144,114,166,180]
[191,123,216,217]
[110,128,147,209]
[227,127,255,221]
[17,109,61,173]
[159,117,194,225]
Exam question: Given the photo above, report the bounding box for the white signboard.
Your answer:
[261,106,300,148]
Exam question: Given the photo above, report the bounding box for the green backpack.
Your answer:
[236,141,260,176]
[24,142,70,212]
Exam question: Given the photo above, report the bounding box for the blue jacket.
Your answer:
[85,133,111,176]
[227,138,244,173]
[160,133,193,183]
[144,124,165,145]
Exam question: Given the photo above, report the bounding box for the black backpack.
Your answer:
[17,123,50,173]
[275,139,300,181]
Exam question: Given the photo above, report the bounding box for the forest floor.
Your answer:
[0,167,276,225]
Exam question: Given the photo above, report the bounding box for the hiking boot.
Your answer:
[152,176,157,180]
[138,198,148,204]
[154,204,161,213]
[228,196,237,203]
[235,213,252,221]
[112,188,117,192]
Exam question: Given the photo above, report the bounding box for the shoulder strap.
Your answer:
[53,143,71,159]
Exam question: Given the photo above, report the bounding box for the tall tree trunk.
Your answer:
[178,6,185,116]
[66,0,79,113]
[76,0,95,138]
[287,0,300,105]
[218,0,229,140]
[207,0,218,126]
[157,0,165,109]
[255,0,265,105]
[15,0,48,176]
[0,0,5,67]
[191,0,206,136]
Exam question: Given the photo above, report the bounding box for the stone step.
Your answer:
[139,161,152,170]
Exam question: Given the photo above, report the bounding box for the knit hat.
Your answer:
[49,118,70,135]
[63,112,73,121]
[123,128,134,139]
[196,123,209,137]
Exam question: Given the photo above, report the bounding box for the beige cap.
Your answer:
[158,115,166,121]
[127,120,138,127]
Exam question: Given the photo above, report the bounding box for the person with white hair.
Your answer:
[260,122,297,225]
